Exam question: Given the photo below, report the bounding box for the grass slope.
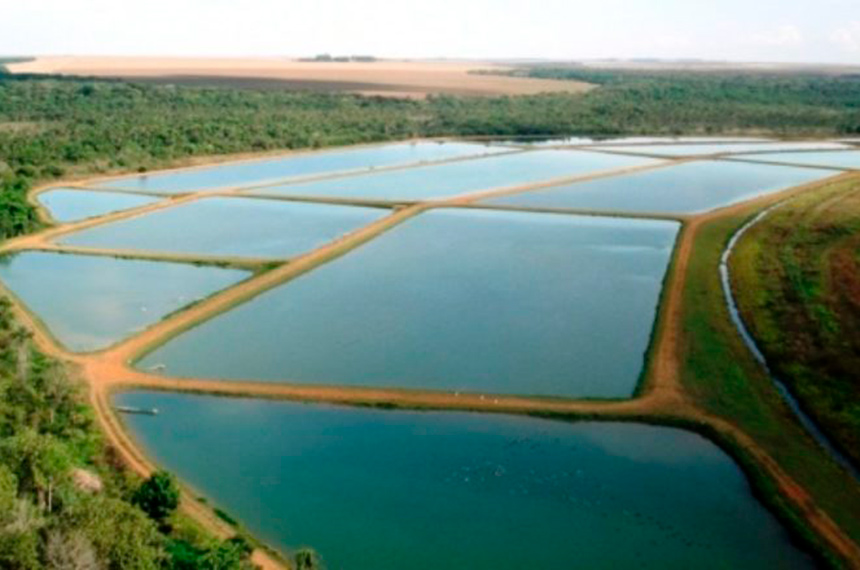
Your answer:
[679,199,860,564]
[731,178,860,467]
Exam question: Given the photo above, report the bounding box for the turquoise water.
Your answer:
[0,252,248,352]
[485,160,833,214]
[735,150,860,170]
[59,198,388,259]
[138,209,678,398]
[94,142,503,194]
[37,188,161,223]
[255,150,660,201]
[115,391,814,570]
[599,141,849,156]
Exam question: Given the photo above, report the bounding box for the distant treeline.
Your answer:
[0,57,33,73]
[300,54,378,62]
[2,69,860,241]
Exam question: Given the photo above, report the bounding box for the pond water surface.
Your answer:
[138,209,678,398]
[485,160,834,214]
[598,141,849,156]
[115,391,814,570]
[733,150,860,170]
[59,198,388,259]
[38,189,161,223]
[0,251,249,352]
[255,150,661,201]
[94,142,504,194]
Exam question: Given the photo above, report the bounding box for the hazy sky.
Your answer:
[4,0,860,64]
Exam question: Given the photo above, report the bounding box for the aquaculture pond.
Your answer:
[733,150,860,170]
[485,160,834,215]
[0,252,249,352]
[138,209,678,398]
[37,188,161,223]
[115,391,814,570]
[94,141,503,194]
[254,150,661,201]
[589,137,771,146]
[59,197,388,259]
[598,141,850,157]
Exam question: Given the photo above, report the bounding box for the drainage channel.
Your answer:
[719,203,860,482]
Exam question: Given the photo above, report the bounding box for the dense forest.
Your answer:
[2,69,860,241]
[1,66,860,567]
[0,297,262,569]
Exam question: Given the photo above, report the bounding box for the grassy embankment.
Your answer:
[0,295,267,569]
[679,177,860,566]
[730,178,860,467]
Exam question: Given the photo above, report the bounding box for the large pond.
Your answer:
[253,150,661,201]
[59,198,389,259]
[115,391,814,570]
[0,252,249,352]
[597,141,850,156]
[94,142,504,194]
[138,209,677,398]
[484,160,834,215]
[38,188,162,223]
[733,150,860,170]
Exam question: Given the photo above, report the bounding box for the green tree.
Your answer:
[0,429,71,512]
[62,495,164,570]
[133,470,180,523]
[294,547,321,570]
[0,465,16,522]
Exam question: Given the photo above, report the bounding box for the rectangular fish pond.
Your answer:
[253,150,661,201]
[37,188,162,223]
[595,141,850,157]
[731,150,860,170]
[58,197,390,259]
[484,160,835,215]
[115,391,814,570]
[137,209,678,398]
[93,141,505,194]
[0,251,250,352]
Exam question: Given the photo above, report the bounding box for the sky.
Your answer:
[3,0,860,64]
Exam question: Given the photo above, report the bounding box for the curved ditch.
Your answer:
[719,203,860,482]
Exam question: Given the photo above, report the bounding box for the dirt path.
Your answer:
[3,147,860,568]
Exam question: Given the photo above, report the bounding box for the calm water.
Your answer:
[599,141,849,156]
[735,150,860,170]
[0,252,248,352]
[138,209,678,398]
[60,198,388,259]
[94,142,503,194]
[38,188,161,223]
[255,150,660,201]
[589,137,771,146]
[486,160,834,214]
[116,392,813,570]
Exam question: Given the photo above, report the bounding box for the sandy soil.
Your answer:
[8,57,593,98]
[3,146,860,567]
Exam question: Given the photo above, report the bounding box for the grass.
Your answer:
[679,204,860,562]
[730,178,860,467]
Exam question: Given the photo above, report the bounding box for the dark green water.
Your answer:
[115,391,814,570]
[0,252,249,352]
[94,142,503,194]
[60,198,388,259]
[38,188,161,223]
[486,160,833,214]
[138,209,677,398]
[256,150,660,201]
